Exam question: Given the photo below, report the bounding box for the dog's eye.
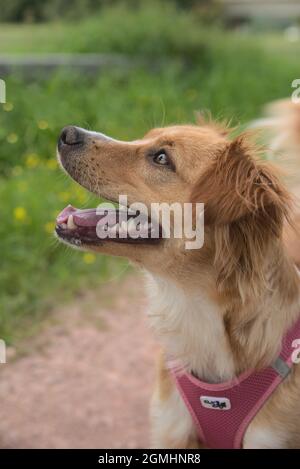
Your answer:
[153,151,169,166]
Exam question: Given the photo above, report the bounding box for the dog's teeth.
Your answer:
[67,214,76,230]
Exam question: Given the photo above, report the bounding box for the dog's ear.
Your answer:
[192,134,290,228]
[192,134,292,296]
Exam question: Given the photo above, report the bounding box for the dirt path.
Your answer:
[0,274,158,448]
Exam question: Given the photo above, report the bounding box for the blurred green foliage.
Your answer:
[0,0,215,23]
[0,2,219,54]
[0,0,111,22]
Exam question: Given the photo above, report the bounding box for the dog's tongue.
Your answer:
[56,205,77,224]
[56,204,117,227]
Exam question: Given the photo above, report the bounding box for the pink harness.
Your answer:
[171,318,300,449]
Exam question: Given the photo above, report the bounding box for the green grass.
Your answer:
[0,22,68,54]
[0,2,299,343]
[0,164,130,343]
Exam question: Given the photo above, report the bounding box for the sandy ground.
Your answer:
[0,274,158,448]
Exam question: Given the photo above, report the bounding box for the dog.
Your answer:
[55,109,300,448]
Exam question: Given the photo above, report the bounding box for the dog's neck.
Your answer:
[145,250,300,384]
[146,273,236,382]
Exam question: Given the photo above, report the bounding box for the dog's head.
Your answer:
[56,122,291,294]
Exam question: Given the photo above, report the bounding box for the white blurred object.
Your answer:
[0,339,6,364]
[284,25,300,42]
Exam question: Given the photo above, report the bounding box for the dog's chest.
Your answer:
[145,273,235,382]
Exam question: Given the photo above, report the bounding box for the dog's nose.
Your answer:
[59,126,85,146]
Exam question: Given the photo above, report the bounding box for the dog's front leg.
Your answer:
[150,353,203,449]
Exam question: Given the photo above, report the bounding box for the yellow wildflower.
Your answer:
[25,153,39,168]
[83,253,96,264]
[76,192,86,204]
[46,159,57,170]
[7,133,18,144]
[38,120,49,130]
[44,221,55,234]
[14,207,27,222]
[3,102,13,112]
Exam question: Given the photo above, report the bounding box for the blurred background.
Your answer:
[0,0,299,448]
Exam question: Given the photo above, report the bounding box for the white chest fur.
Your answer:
[145,273,235,383]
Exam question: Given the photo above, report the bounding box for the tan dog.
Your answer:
[56,115,300,448]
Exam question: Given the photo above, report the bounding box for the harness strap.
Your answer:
[171,317,300,449]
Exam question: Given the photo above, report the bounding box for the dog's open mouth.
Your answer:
[55,204,162,247]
